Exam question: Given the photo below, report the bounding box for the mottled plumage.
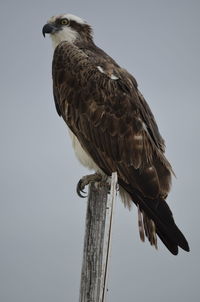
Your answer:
[43,14,189,255]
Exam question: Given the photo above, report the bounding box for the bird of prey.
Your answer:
[42,13,189,255]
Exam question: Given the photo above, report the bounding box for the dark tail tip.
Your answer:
[133,192,190,255]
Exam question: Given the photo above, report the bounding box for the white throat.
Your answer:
[51,27,79,50]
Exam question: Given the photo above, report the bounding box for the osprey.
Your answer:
[43,14,189,255]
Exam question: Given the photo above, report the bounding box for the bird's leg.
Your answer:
[76,172,104,198]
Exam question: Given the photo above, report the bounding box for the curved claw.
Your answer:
[76,173,103,198]
[76,179,88,198]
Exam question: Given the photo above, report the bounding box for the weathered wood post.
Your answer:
[79,172,118,302]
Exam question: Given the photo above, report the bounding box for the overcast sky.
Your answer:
[0,0,200,301]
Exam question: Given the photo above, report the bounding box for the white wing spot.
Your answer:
[110,74,119,80]
[97,66,105,73]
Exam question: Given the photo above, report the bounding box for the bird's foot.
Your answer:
[76,172,103,198]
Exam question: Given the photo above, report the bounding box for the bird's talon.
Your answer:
[76,173,103,198]
[76,179,88,198]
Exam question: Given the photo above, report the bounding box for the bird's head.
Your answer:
[42,14,93,49]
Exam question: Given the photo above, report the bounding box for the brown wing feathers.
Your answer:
[52,41,189,254]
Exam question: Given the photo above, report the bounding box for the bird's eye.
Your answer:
[60,18,69,25]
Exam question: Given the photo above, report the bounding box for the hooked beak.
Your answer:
[42,23,57,37]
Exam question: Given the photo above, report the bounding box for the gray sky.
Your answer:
[0,0,200,301]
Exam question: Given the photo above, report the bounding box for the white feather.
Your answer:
[48,13,87,49]
[97,66,105,73]
[110,74,119,80]
[51,27,79,49]
[63,14,86,25]
[68,129,100,171]
[48,13,86,25]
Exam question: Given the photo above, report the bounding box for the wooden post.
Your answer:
[79,172,118,302]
